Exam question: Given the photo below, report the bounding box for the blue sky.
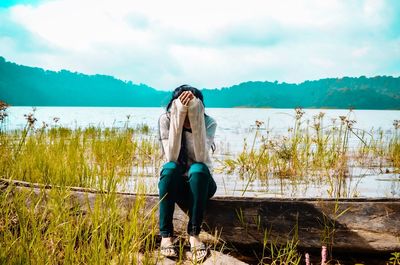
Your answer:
[1,0,399,90]
[0,0,40,8]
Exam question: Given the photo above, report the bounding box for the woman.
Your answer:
[158,85,217,261]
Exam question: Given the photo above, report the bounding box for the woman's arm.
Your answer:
[166,99,187,161]
[159,92,194,162]
[187,98,208,162]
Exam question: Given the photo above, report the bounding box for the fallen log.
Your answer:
[1,178,399,254]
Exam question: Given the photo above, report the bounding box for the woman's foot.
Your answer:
[160,237,178,258]
[189,235,208,262]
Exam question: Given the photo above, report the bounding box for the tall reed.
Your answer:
[0,181,159,264]
[219,108,399,197]
[0,114,162,192]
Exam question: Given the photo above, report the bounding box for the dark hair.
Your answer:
[166,84,205,111]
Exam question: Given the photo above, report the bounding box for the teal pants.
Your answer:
[158,161,217,237]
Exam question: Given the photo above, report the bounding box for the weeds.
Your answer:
[0,182,159,264]
[256,222,301,265]
[0,116,161,191]
[1,106,398,264]
[219,108,400,197]
[0,112,165,263]
[388,252,400,265]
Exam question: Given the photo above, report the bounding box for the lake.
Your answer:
[4,107,400,198]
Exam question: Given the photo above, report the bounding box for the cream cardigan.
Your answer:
[158,98,217,173]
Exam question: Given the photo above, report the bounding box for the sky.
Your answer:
[0,0,399,90]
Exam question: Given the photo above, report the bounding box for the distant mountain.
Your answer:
[1,56,399,109]
[0,57,169,107]
[203,78,400,109]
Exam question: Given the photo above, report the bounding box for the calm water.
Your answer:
[4,107,400,198]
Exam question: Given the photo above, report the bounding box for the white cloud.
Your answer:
[1,0,399,89]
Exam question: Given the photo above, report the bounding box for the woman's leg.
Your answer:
[158,161,185,238]
[186,163,217,236]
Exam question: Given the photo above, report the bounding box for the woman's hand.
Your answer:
[178,91,194,106]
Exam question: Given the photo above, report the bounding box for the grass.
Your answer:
[0,108,164,264]
[0,108,229,264]
[0,112,162,191]
[217,108,400,198]
[0,181,160,264]
[0,104,399,264]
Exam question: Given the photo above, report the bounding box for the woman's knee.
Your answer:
[188,162,210,177]
[159,161,181,190]
[160,161,180,178]
[188,163,211,188]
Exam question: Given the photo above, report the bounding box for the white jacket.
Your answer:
[158,98,217,173]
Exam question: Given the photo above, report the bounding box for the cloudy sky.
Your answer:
[1,0,399,90]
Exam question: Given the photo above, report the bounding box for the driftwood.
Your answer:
[1,178,399,254]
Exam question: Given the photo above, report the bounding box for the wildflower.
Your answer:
[268,140,275,147]
[0,101,9,122]
[313,118,321,128]
[394,120,400,130]
[0,101,9,111]
[295,107,305,120]
[346,119,356,129]
[339,116,346,125]
[255,120,264,128]
[0,111,8,122]
[305,253,310,265]
[321,245,327,265]
[24,113,37,127]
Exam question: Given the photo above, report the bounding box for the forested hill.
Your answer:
[202,78,400,109]
[1,56,399,109]
[0,57,167,107]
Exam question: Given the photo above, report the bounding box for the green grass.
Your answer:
[217,109,400,197]
[0,110,165,264]
[0,106,398,264]
[0,181,159,264]
[0,121,162,190]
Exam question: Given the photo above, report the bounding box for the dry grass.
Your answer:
[217,108,400,197]
[1,106,398,264]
